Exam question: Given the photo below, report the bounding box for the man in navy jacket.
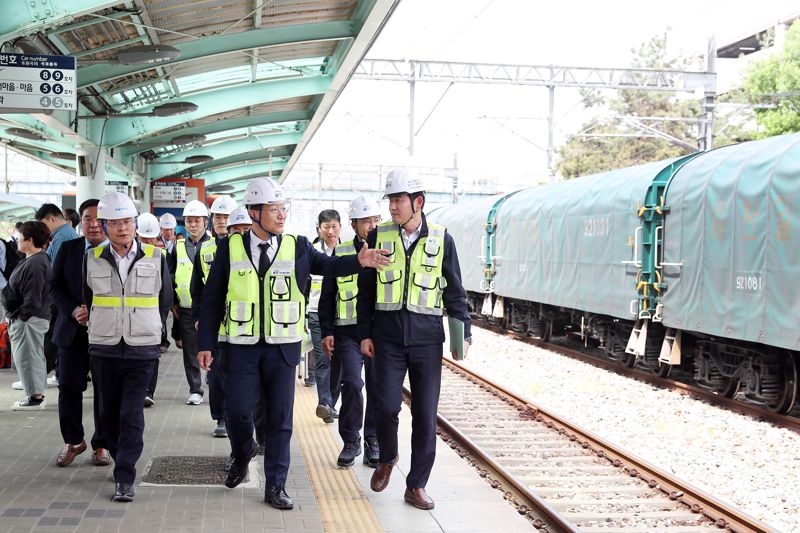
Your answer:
[197,177,389,510]
[50,199,110,468]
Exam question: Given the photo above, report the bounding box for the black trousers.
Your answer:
[224,343,294,487]
[146,359,158,398]
[207,348,225,421]
[177,309,202,396]
[92,356,157,484]
[57,330,105,449]
[333,334,377,443]
[374,340,442,489]
[44,307,58,375]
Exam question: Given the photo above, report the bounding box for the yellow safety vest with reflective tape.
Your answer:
[375,221,447,316]
[199,238,218,283]
[224,232,305,344]
[334,240,358,326]
[307,240,326,313]
[175,239,194,307]
[86,243,163,346]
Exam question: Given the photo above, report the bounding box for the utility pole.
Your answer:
[698,37,716,151]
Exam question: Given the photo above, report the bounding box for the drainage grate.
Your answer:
[142,456,239,485]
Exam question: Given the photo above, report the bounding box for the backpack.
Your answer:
[1,239,20,281]
[0,322,11,369]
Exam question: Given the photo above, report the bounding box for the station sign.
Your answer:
[0,53,77,113]
[105,182,129,196]
[153,181,187,203]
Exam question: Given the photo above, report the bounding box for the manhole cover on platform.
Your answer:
[142,456,241,485]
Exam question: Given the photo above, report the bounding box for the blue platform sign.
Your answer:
[0,53,77,113]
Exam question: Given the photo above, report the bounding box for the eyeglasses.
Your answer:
[106,219,134,229]
[265,206,289,216]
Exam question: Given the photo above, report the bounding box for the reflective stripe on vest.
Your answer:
[224,233,305,344]
[334,240,358,326]
[175,240,193,307]
[307,240,325,312]
[375,221,446,316]
[199,238,218,284]
[87,243,162,346]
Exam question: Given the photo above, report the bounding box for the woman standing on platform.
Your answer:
[5,221,52,410]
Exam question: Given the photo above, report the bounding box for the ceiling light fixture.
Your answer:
[116,45,181,65]
[78,101,198,119]
[5,127,45,141]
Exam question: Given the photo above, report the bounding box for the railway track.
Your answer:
[475,323,800,434]
[426,359,775,533]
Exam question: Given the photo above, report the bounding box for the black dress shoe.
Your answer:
[265,485,294,510]
[225,445,257,488]
[112,482,134,502]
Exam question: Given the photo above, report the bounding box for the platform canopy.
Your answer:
[0,0,399,198]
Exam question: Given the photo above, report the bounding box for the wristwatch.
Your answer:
[464,336,472,344]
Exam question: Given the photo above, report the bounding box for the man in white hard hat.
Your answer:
[319,195,382,468]
[158,213,177,253]
[83,192,172,502]
[168,199,210,406]
[197,177,390,510]
[190,195,236,438]
[136,213,161,245]
[358,169,472,511]
[226,206,252,235]
[136,212,166,403]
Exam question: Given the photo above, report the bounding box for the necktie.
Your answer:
[258,242,270,278]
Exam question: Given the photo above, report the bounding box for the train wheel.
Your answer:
[716,377,740,398]
[652,362,671,378]
[764,355,798,414]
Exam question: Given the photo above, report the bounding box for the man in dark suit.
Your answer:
[197,177,389,510]
[50,199,110,467]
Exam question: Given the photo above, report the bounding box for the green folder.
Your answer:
[448,316,465,361]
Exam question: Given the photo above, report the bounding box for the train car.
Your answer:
[430,133,800,414]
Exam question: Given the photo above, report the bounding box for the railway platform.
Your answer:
[0,344,532,533]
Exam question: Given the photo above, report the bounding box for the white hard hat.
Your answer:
[136,213,160,238]
[209,195,237,215]
[244,177,285,206]
[384,168,425,198]
[97,192,138,220]
[182,199,209,217]
[159,212,177,229]
[227,206,252,227]
[348,195,381,220]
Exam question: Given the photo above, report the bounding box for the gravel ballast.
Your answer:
[456,327,800,532]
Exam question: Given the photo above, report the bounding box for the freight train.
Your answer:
[429,133,800,414]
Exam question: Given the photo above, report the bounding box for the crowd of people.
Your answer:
[1,169,471,512]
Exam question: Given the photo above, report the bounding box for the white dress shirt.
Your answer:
[401,226,421,250]
[249,230,276,268]
[110,240,137,284]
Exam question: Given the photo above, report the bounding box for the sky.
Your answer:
[299,0,800,187]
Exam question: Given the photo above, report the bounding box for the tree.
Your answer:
[743,19,800,137]
[556,33,702,179]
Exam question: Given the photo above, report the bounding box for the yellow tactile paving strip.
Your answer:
[294,381,384,533]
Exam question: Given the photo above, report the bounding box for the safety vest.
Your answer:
[86,243,163,346]
[334,240,359,325]
[375,221,447,316]
[306,240,326,313]
[174,239,194,307]
[199,238,218,283]
[224,232,305,344]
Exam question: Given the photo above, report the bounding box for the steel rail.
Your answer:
[435,358,775,533]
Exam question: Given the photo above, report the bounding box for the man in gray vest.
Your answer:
[83,192,172,503]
